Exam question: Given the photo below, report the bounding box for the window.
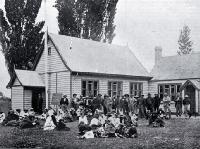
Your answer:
[158,84,181,100]
[108,82,122,97]
[130,82,143,97]
[48,47,51,55]
[81,80,99,97]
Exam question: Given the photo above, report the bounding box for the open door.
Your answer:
[185,85,196,113]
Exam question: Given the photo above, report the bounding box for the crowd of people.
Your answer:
[0,92,193,139]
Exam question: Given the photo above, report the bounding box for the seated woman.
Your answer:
[108,113,120,128]
[78,112,90,135]
[130,113,138,127]
[98,112,107,126]
[43,110,56,131]
[2,110,19,126]
[149,109,165,127]
[104,119,116,137]
[40,109,49,120]
[79,127,94,139]
[19,109,29,120]
[0,112,5,124]
[90,114,101,130]
[123,114,138,138]
[19,114,38,129]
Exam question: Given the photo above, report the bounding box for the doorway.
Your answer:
[185,85,196,113]
[32,88,44,113]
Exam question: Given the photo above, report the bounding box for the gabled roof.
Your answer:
[48,33,151,78]
[180,79,200,90]
[151,53,200,80]
[13,69,44,87]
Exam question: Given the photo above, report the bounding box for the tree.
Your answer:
[177,25,193,55]
[54,0,118,43]
[0,0,44,77]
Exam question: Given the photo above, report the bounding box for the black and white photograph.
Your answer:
[0,0,200,148]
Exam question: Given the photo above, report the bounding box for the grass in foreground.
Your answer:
[0,118,200,149]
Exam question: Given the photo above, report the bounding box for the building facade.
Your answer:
[8,34,200,114]
[9,33,151,111]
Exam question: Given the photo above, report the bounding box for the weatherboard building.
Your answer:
[8,33,200,114]
[8,33,151,111]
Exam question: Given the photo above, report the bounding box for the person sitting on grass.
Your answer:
[117,113,138,138]
[40,108,48,120]
[19,113,39,129]
[104,119,116,138]
[90,113,101,130]
[28,108,35,116]
[148,109,165,127]
[0,111,5,124]
[98,112,107,126]
[78,112,90,135]
[130,112,138,127]
[2,110,19,126]
[19,109,29,119]
[108,112,120,128]
[78,126,94,139]
[43,109,56,131]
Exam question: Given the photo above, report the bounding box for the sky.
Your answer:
[0,0,200,97]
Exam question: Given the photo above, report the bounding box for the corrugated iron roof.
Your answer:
[15,69,44,87]
[151,53,200,80]
[49,33,150,78]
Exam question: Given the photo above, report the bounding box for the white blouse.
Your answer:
[79,116,88,125]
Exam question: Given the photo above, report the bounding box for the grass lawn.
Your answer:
[0,117,200,149]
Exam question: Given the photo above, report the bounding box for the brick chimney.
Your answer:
[155,46,162,65]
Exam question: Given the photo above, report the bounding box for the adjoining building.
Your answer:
[8,33,152,111]
[149,46,200,113]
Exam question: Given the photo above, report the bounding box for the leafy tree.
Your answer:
[0,0,44,77]
[54,0,118,43]
[177,25,193,55]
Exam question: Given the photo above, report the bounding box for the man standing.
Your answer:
[124,94,130,114]
[38,94,43,114]
[71,94,78,110]
[146,93,153,112]
[92,94,102,113]
[163,93,171,119]
[153,94,161,112]
[183,95,190,118]
[175,92,183,117]
[137,95,146,118]
[60,95,69,112]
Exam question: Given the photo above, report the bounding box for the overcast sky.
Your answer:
[1,0,200,97]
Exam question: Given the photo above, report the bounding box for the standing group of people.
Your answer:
[59,93,162,120]
[59,92,193,121]
[175,93,191,118]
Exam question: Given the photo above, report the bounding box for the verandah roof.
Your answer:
[14,69,45,87]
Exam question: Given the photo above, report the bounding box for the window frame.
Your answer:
[158,83,182,100]
[81,80,99,97]
[129,82,143,97]
[108,81,123,97]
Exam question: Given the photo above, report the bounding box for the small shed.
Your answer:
[9,69,45,111]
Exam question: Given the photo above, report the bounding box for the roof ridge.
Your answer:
[48,32,128,49]
[161,52,200,59]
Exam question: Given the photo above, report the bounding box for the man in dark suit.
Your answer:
[153,94,161,112]
[60,95,69,112]
[175,92,183,117]
[146,93,153,112]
